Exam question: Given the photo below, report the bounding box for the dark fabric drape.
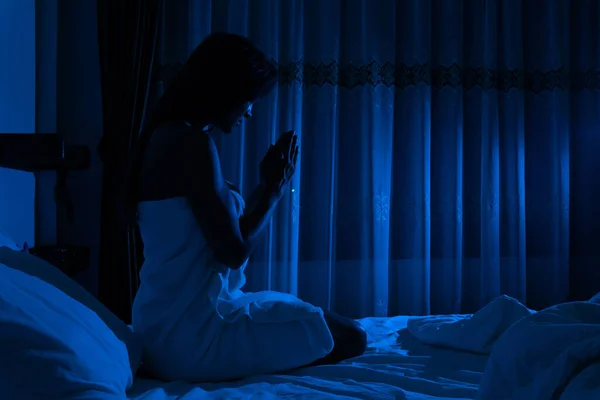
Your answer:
[96,0,163,322]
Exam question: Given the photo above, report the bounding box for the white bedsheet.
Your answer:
[127,316,487,399]
[405,295,600,400]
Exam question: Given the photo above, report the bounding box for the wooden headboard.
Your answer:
[0,134,90,172]
[0,133,91,249]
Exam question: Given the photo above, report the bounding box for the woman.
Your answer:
[126,33,366,383]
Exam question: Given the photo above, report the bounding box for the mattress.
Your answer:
[127,316,487,399]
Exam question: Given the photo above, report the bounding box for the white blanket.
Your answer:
[407,295,534,355]
[407,294,600,399]
[127,294,600,399]
[128,316,487,399]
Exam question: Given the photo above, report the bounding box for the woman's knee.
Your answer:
[323,312,367,359]
[348,320,368,355]
[335,319,367,360]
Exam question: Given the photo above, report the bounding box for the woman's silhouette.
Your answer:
[126,33,366,383]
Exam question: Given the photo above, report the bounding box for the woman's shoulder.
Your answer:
[148,122,213,154]
[140,122,215,198]
[150,121,193,144]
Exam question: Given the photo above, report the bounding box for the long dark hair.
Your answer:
[124,33,278,224]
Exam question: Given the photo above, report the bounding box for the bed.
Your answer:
[2,242,600,400]
[124,295,600,400]
[1,239,488,400]
[2,143,600,399]
[127,316,486,400]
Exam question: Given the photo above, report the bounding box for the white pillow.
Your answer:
[0,263,131,399]
[0,247,142,376]
[0,229,20,251]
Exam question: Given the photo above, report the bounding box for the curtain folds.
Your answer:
[137,0,599,318]
[96,0,163,322]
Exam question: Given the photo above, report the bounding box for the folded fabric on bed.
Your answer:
[560,361,600,399]
[477,300,600,400]
[407,295,534,354]
[0,262,131,400]
[406,293,600,399]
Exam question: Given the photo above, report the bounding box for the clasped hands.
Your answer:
[259,130,299,196]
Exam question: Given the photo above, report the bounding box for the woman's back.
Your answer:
[133,192,255,382]
[131,124,334,382]
[132,122,213,332]
[132,197,214,339]
[132,123,249,377]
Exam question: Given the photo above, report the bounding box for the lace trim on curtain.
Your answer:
[154,60,600,92]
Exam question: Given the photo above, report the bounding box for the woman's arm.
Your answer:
[238,182,281,251]
[183,130,281,269]
[243,181,269,212]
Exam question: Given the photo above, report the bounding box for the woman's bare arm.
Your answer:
[182,130,281,269]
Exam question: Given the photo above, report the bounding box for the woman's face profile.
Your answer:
[217,102,253,134]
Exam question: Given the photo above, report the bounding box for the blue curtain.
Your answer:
[97,0,163,322]
[151,0,600,317]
